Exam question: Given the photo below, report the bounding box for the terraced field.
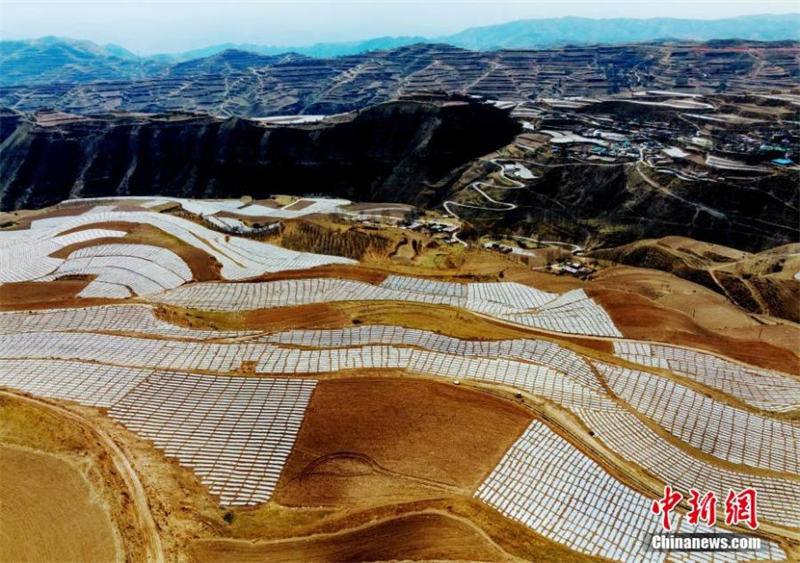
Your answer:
[0,198,798,563]
[3,42,797,116]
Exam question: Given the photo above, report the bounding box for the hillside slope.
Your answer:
[593,237,800,322]
[1,41,797,116]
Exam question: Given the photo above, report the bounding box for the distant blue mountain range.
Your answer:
[1,14,798,85]
[156,14,800,60]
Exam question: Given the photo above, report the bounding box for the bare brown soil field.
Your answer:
[594,238,800,322]
[723,322,800,358]
[593,267,770,333]
[593,266,800,354]
[248,263,389,284]
[343,202,413,212]
[214,210,280,227]
[282,199,317,211]
[192,511,514,563]
[111,202,155,212]
[593,265,755,324]
[655,236,751,262]
[0,446,120,563]
[250,198,281,209]
[589,286,800,374]
[273,378,532,507]
[343,203,413,219]
[246,256,533,285]
[0,280,119,310]
[501,268,585,292]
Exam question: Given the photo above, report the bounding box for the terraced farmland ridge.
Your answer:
[0,197,798,563]
[1,41,797,117]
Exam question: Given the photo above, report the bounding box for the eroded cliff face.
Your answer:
[0,100,520,211]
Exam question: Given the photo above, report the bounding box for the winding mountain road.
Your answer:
[443,159,528,221]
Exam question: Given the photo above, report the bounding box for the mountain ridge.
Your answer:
[442,14,800,50]
[2,41,796,116]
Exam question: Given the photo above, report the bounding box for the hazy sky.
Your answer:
[1,0,798,54]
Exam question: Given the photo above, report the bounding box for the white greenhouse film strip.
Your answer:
[476,420,786,563]
[0,359,151,407]
[0,331,607,410]
[262,325,600,390]
[0,305,253,339]
[50,228,126,246]
[0,331,272,373]
[476,420,666,562]
[575,407,800,529]
[78,281,133,298]
[0,228,123,283]
[598,363,800,475]
[614,341,800,413]
[71,243,193,279]
[0,210,354,283]
[108,373,316,505]
[38,243,193,297]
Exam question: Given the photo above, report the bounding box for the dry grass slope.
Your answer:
[0,446,120,563]
[192,512,514,563]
